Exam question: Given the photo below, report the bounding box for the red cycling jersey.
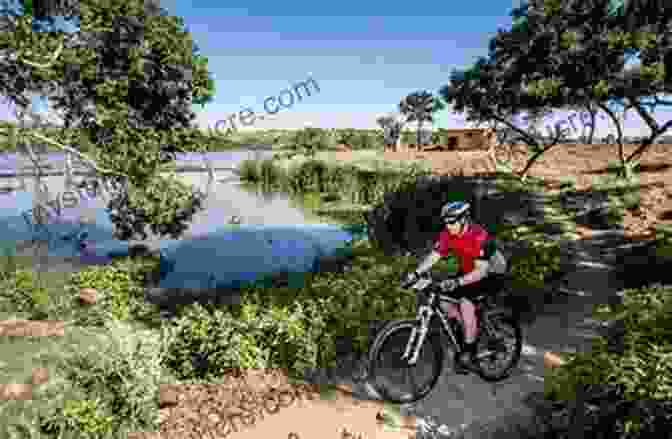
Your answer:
[434,223,490,274]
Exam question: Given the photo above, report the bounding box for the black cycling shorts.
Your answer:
[448,274,507,301]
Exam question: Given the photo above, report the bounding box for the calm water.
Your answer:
[0,148,325,238]
[0,148,359,286]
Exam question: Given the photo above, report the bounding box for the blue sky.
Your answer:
[1,0,671,137]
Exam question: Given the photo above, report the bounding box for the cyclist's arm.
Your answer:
[415,249,442,274]
[455,239,496,286]
[457,260,489,286]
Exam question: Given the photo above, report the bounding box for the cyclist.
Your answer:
[403,201,508,374]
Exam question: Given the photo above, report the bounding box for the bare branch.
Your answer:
[628,96,659,131]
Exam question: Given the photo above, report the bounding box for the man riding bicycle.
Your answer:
[403,201,508,374]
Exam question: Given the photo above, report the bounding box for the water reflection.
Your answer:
[0,149,336,262]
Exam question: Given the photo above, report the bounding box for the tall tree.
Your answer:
[0,0,217,240]
[441,0,672,180]
[376,113,405,152]
[398,90,444,147]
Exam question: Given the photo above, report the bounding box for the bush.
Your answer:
[0,267,51,319]
[497,225,562,289]
[333,128,358,147]
[66,256,160,325]
[38,320,165,437]
[290,127,331,156]
[159,298,326,382]
[545,283,672,437]
[238,158,261,182]
[158,241,418,383]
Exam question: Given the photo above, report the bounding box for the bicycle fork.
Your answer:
[401,305,434,365]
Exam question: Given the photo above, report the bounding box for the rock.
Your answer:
[159,385,180,408]
[543,351,566,369]
[0,320,65,337]
[32,367,49,385]
[0,383,33,400]
[79,287,97,305]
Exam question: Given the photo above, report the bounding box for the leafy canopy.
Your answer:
[440,0,672,178]
[0,0,218,240]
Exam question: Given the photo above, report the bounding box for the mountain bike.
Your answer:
[367,272,523,404]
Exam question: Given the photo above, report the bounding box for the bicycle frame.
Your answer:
[400,280,499,366]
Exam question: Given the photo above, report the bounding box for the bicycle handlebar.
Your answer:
[399,273,466,304]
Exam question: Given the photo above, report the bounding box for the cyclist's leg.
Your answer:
[439,299,462,320]
[451,283,481,343]
[459,296,479,343]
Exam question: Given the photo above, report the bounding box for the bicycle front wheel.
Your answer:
[367,320,444,404]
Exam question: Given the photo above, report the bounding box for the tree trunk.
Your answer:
[416,120,423,148]
[64,150,74,189]
[587,110,596,144]
[599,102,635,180]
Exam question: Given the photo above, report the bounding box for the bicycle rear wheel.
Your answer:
[474,309,523,382]
[367,320,444,404]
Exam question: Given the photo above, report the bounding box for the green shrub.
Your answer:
[238,158,260,182]
[400,131,416,144]
[497,225,562,288]
[160,299,325,381]
[290,127,331,157]
[158,241,418,383]
[66,256,160,325]
[41,399,115,437]
[545,283,672,437]
[0,267,51,319]
[285,158,330,193]
[258,157,284,186]
[333,128,358,147]
[38,320,165,437]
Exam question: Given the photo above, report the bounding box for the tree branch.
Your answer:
[20,41,64,69]
[628,96,659,131]
[26,131,127,177]
[598,102,630,177]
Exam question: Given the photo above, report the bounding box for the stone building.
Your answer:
[431,128,496,151]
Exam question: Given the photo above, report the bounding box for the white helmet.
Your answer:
[440,201,471,225]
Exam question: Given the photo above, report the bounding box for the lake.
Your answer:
[0,148,361,288]
[0,148,327,232]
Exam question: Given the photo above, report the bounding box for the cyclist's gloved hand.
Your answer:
[439,278,459,293]
[401,271,421,288]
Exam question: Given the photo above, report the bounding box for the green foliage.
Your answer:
[239,155,430,207]
[0,0,215,241]
[0,245,52,319]
[38,320,165,437]
[0,267,51,319]
[333,128,358,147]
[66,256,160,324]
[291,127,332,157]
[238,158,262,182]
[156,240,417,383]
[431,128,454,145]
[497,225,562,288]
[526,78,562,98]
[439,0,672,181]
[545,284,672,436]
[41,399,115,436]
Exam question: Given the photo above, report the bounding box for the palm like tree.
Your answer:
[376,114,404,151]
[398,91,444,147]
